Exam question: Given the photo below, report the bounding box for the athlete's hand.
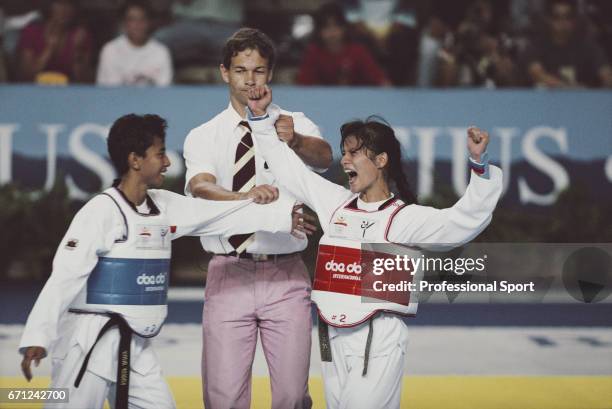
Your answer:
[21,346,46,381]
[247,85,272,117]
[291,204,318,238]
[244,184,278,204]
[467,126,489,162]
[275,115,300,148]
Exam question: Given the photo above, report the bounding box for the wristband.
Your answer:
[468,152,490,179]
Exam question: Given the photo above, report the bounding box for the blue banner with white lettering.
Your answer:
[1,85,610,206]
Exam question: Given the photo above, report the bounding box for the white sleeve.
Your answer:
[292,111,322,138]
[387,166,503,249]
[18,197,121,354]
[153,190,294,239]
[183,127,218,195]
[249,106,352,231]
[156,46,173,86]
[96,44,121,86]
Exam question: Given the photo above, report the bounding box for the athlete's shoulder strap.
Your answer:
[97,192,128,243]
[383,201,409,244]
[327,194,359,225]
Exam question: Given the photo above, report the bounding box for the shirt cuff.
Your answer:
[468,152,490,179]
[247,104,281,123]
[246,108,269,121]
[247,105,284,153]
[19,333,50,357]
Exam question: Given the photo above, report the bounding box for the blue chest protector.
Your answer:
[70,187,172,337]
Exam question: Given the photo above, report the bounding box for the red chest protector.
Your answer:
[312,196,423,327]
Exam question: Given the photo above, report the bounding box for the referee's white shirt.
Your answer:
[183,103,325,255]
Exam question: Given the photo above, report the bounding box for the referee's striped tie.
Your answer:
[228,121,256,254]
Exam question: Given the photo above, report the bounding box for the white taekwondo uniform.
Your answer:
[248,105,503,409]
[19,186,293,409]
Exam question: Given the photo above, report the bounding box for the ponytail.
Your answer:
[387,135,417,205]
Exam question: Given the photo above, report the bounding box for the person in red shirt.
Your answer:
[297,3,390,86]
[16,0,92,83]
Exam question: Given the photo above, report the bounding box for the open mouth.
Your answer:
[344,169,358,184]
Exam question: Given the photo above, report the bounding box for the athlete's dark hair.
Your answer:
[107,113,167,175]
[340,116,416,204]
[222,27,276,70]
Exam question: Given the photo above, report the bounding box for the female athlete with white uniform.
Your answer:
[245,86,503,409]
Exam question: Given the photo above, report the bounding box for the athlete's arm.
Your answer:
[18,197,120,378]
[248,125,350,230]
[187,172,279,204]
[389,128,502,248]
[387,166,503,248]
[156,190,294,239]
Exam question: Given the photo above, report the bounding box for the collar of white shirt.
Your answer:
[222,102,248,133]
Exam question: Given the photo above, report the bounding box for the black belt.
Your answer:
[70,310,132,409]
[221,252,298,261]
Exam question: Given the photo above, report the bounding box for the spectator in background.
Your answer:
[509,0,546,40]
[97,0,172,86]
[16,0,92,83]
[346,0,419,85]
[450,0,517,87]
[297,2,390,86]
[154,0,243,66]
[416,11,452,87]
[582,0,612,63]
[523,0,612,87]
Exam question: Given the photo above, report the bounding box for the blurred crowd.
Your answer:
[0,0,610,87]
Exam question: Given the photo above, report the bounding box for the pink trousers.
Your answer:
[202,254,313,409]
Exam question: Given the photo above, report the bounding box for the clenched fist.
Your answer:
[246,85,272,117]
[467,126,489,162]
[275,115,299,148]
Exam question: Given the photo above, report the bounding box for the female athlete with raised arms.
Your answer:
[245,85,503,409]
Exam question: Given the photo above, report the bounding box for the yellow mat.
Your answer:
[1,376,611,409]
